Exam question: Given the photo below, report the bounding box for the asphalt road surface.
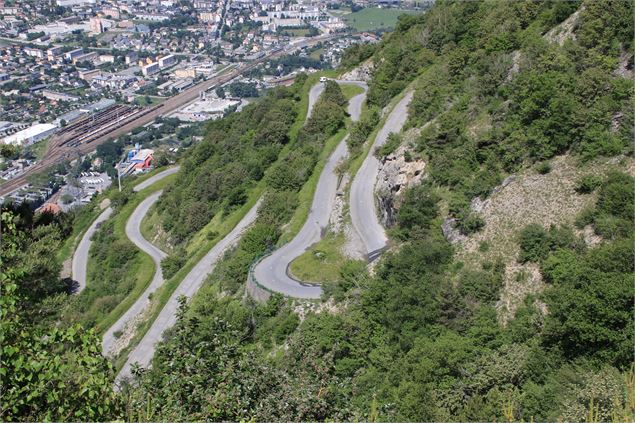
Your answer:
[71,167,179,295]
[102,190,167,356]
[307,82,325,121]
[252,81,368,299]
[350,91,414,257]
[116,199,261,384]
[133,166,181,192]
[71,207,113,293]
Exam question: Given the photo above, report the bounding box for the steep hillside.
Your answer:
[122,1,633,421]
[2,1,633,421]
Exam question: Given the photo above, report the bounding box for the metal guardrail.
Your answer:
[246,241,323,302]
[246,248,275,293]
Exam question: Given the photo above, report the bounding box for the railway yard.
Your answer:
[0,35,334,198]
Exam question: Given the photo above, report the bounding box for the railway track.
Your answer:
[0,35,337,197]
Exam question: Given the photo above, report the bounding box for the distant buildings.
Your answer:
[64,48,84,61]
[2,123,57,146]
[158,54,176,68]
[174,68,197,79]
[80,98,116,113]
[41,90,80,102]
[135,13,168,22]
[142,61,160,76]
[47,46,63,61]
[121,145,154,174]
[72,51,98,64]
[89,17,103,34]
[78,68,101,81]
[125,51,138,65]
[56,0,96,6]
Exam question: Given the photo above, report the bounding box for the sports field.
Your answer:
[344,8,421,32]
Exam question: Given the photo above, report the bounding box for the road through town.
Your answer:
[350,91,413,257]
[252,81,367,299]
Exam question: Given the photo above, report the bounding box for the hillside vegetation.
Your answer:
[123,1,633,421]
[1,1,633,421]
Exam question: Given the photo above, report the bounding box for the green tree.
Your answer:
[0,212,121,421]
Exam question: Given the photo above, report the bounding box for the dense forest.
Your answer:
[1,0,633,421]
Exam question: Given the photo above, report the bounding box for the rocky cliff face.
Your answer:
[375,144,426,227]
[340,60,374,82]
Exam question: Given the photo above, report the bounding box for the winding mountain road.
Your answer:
[350,91,413,257]
[71,207,113,293]
[307,82,325,121]
[116,199,261,384]
[252,81,368,299]
[102,190,167,355]
[114,82,358,381]
[133,166,180,192]
[71,166,179,294]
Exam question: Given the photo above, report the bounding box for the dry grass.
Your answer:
[454,154,634,323]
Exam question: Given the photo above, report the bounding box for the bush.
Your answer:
[518,224,550,262]
[459,213,485,235]
[536,161,552,174]
[396,184,439,238]
[575,174,603,193]
[519,224,579,263]
[375,133,402,158]
[597,171,634,220]
[161,249,187,279]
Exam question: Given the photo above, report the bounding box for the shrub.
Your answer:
[161,249,187,279]
[536,161,552,174]
[396,184,439,238]
[518,224,579,263]
[597,171,634,220]
[518,224,550,262]
[575,174,603,194]
[375,133,402,158]
[459,213,485,235]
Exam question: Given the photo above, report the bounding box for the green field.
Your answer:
[288,233,349,284]
[344,8,421,32]
[284,28,311,37]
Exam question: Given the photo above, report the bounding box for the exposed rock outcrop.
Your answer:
[543,7,582,46]
[340,60,374,82]
[375,144,426,227]
[442,218,466,245]
[614,51,634,79]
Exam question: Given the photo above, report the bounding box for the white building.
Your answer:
[158,54,176,68]
[2,124,57,146]
[142,62,160,76]
[56,0,96,6]
[135,13,168,22]
[64,48,83,61]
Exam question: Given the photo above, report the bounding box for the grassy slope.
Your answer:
[288,233,348,283]
[57,204,100,265]
[113,71,342,370]
[340,84,365,100]
[88,174,177,334]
